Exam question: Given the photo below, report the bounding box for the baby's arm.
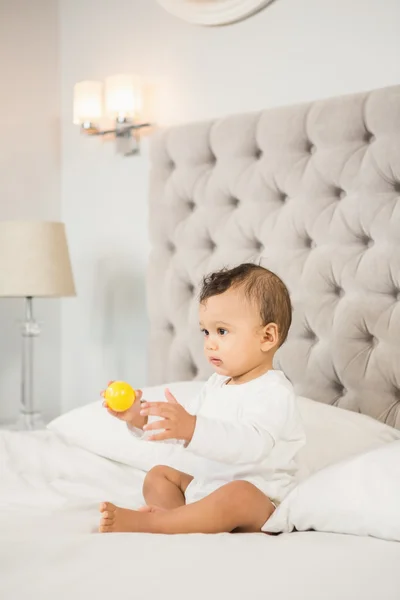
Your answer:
[141,387,294,458]
[187,388,300,465]
[188,415,273,464]
[103,382,207,441]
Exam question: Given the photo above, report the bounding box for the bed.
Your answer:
[1,85,400,599]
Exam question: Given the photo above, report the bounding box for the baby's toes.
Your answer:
[99,502,116,513]
[99,524,113,533]
[101,509,115,523]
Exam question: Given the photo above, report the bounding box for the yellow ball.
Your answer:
[105,381,136,412]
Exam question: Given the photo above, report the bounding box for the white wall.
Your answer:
[59,0,400,412]
[0,0,61,422]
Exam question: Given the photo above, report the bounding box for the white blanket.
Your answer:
[1,430,399,600]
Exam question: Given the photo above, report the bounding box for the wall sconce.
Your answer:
[73,74,151,156]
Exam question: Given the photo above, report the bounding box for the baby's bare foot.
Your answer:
[99,502,153,533]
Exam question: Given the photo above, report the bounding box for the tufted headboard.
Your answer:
[147,85,400,429]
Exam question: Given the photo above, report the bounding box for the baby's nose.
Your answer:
[206,338,218,351]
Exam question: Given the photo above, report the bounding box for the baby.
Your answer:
[99,263,306,534]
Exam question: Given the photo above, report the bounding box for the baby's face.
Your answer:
[199,288,273,379]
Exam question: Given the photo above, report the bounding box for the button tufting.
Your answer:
[333,286,344,298]
[334,382,346,395]
[187,283,195,294]
[367,333,378,347]
[278,191,288,203]
[187,200,196,211]
[208,239,216,251]
[167,241,176,253]
[394,182,400,193]
[364,131,375,143]
[334,187,346,199]
[255,148,262,159]
[305,237,315,249]
[304,327,317,341]
[307,142,316,154]
[166,322,175,334]
[360,234,374,248]
[254,240,264,252]
[230,197,240,208]
[169,160,175,170]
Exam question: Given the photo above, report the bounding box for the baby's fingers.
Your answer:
[143,419,170,432]
[100,381,114,397]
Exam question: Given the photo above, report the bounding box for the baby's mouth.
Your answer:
[209,357,222,365]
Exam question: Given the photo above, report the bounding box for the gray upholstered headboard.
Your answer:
[147,85,400,429]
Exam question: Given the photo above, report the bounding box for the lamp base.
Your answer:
[17,297,45,431]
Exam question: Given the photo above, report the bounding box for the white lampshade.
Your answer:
[105,74,143,120]
[73,80,103,125]
[0,221,76,297]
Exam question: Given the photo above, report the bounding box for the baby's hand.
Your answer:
[101,381,146,430]
[140,388,196,443]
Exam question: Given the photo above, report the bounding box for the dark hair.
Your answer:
[199,263,292,346]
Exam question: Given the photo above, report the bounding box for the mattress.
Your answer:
[0,430,399,600]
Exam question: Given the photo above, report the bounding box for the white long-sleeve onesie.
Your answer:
[133,370,306,505]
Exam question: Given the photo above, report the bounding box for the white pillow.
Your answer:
[296,396,400,479]
[263,440,400,542]
[48,382,400,477]
[48,381,205,475]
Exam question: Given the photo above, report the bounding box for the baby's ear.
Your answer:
[261,323,279,351]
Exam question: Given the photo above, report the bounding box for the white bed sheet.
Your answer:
[0,430,399,600]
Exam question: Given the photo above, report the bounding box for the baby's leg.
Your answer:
[99,480,274,534]
[142,465,193,510]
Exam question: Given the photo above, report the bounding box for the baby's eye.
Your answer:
[217,328,228,336]
[201,328,209,337]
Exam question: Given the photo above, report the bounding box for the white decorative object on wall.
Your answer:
[72,74,150,156]
[105,74,143,121]
[157,0,274,26]
[73,81,103,126]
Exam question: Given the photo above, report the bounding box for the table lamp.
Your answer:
[0,221,76,429]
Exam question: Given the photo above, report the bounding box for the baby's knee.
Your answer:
[143,465,171,493]
[229,480,258,498]
[227,481,267,507]
[146,465,171,479]
[231,481,275,515]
